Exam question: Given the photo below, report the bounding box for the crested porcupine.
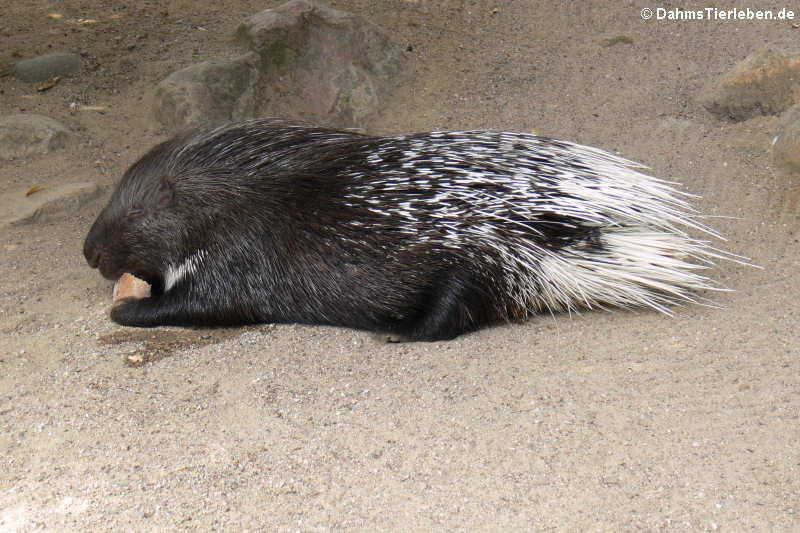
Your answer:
[84,118,736,341]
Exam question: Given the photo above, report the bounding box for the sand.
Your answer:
[1,1,798,531]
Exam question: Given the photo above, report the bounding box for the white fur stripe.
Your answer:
[164,249,207,292]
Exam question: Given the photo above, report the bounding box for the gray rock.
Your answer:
[699,48,800,122]
[0,114,71,160]
[0,182,102,227]
[12,53,81,83]
[152,0,407,132]
[773,105,800,172]
[154,54,260,132]
[237,0,406,127]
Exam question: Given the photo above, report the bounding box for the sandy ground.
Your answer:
[1,1,799,531]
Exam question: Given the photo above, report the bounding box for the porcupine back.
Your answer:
[360,129,725,316]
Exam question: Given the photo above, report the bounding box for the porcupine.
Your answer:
[83,118,734,341]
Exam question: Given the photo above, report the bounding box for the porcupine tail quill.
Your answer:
[385,132,748,318]
[470,137,746,317]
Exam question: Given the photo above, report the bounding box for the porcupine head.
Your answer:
[83,135,209,295]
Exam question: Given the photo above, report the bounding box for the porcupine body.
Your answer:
[83,118,729,341]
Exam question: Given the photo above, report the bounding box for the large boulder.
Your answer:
[0,114,71,160]
[153,54,260,132]
[153,0,407,132]
[1,182,102,227]
[699,48,800,122]
[773,104,800,172]
[236,0,406,126]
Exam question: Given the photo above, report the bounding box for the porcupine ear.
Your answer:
[152,178,175,209]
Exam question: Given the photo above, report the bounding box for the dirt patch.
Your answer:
[98,327,249,366]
